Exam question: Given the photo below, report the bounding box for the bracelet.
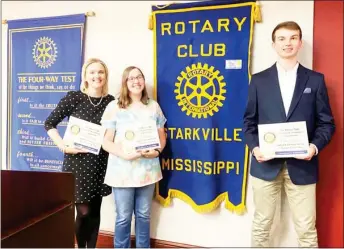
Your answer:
[154,149,161,158]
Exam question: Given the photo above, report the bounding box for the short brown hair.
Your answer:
[80,58,109,95]
[117,66,149,109]
[272,21,302,42]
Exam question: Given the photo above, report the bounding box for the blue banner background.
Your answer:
[7,14,85,172]
[153,1,256,213]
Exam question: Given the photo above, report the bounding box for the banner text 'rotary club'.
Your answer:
[160,18,247,58]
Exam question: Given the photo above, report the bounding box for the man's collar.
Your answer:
[276,61,299,74]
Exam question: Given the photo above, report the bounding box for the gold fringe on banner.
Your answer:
[148,14,154,30]
[148,2,176,30]
[254,1,262,22]
[156,188,247,214]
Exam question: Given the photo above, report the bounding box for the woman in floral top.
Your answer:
[101,66,166,248]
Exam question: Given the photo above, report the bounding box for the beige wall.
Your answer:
[1,1,314,247]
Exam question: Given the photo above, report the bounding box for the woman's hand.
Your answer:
[122,151,142,161]
[60,145,88,155]
[140,149,159,159]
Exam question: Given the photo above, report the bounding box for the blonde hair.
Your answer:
[118,66,149,109]
[80,58,109,95]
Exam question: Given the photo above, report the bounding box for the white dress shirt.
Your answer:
[276,62,318,155]
[276,62,299,115]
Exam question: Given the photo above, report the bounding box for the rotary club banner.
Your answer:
[7,14,85,172]
[150,0,261,213]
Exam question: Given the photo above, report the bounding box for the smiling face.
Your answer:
[85,62,106,91]
[272,28,302,60]
[126,68,145,96]
[118,66,149,108]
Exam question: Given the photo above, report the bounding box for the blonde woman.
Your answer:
[101,66,166,248]
[44,58,115,248]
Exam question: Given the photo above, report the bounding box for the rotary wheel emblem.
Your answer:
[174,63,226,119]
[32,37,58,69]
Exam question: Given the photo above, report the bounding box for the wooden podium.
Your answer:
[1,170,75,248]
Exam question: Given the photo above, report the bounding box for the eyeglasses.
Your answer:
[128,75,144,82]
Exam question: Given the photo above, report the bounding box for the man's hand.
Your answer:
[294,144,316,161]
[252,147,274,163]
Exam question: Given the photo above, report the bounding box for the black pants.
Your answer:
[75,196,102,248]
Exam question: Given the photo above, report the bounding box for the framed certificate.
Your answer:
[63,116,106,155]
[258,121,309,158]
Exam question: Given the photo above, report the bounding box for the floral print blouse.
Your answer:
[101,99,166,188]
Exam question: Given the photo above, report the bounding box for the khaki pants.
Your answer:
[251,166,318,247]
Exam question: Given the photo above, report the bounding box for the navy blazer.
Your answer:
[243,63,335,185]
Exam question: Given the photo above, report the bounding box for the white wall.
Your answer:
[1,1,314,247]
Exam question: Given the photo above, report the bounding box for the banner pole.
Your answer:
[3,11,96,24]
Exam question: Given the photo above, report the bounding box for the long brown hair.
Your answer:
[117,66,149,108]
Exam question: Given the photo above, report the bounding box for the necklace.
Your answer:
[88,94,103,107]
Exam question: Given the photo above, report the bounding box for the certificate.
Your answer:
[63,116,106,155]
[121,120,161,154]
[258,121,309,158]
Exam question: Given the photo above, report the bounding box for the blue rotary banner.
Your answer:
[151,0,261,213]
[7,14,85,172]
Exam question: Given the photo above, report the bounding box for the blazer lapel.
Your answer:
[286,64,309,120]
[269,64,287,120]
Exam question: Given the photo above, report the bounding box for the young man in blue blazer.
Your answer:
[243,21,335,247]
